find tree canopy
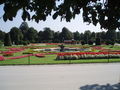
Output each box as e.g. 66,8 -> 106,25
1,0 -> 120,30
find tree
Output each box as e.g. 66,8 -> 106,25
27,27 -> 38,43
95,38 -> 101,45
100,31 -> 106,40
9,27 -> 23,45
106,30 -> 116,41
1,0 -> 120,30
53,31 -> 60,43
90,32 -> 96,41
79,33 -> 84,40
43,27 -> 54,42
83,30 -> 91,44
0,30 -> 5,42
4,33 -> 12,46
38,31 -> 44,43
73,31 -> 80,41
19,22 -> 29,40
60,27 -> 73,40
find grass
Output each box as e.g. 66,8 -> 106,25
0,44 -> 120,65
0,54 -> 120,65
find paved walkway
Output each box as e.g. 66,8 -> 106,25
0,63 -> 120,90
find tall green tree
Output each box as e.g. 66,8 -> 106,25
0,30 -> 5,42
38,31 -> 44,43
83,30 -> 91,44
43,27 -> 54,42
27,27 -> 38,43
73,31 -> 80,40
53,31 -> 60,43
60,27 -> 73,41
19,22 -> 29,40
9,27 -> 23,45
4,33 -> 12,46
106,30 -> 116,41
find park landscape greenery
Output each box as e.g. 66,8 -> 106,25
0,0 -> 120,65
0,43 -> 120,65
0,22 -> 120,47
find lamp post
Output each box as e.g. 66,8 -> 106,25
23,52 -> 33,64
108,49 -> 110,63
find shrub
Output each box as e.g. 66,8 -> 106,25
88,40 -> 93,45
81,40 -> 85,45
105,40 -> 115,45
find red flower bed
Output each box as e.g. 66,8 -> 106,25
7,48 -> 25,52
35,54 -> 45,58
2,51 -> 14,56
6,54 -> 33,60
0,56 -> 5,61
56,52 -> 120,60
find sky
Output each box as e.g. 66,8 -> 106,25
0,5 -> 105,33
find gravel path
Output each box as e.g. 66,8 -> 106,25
0,63 -> 120,90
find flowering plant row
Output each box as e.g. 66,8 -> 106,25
7,48 -> 25,51
6,54 -> 33,60
0,56 -> 5,61
35,54 -> 45,58
56,52 -> 120,60
2,51 -> 14,56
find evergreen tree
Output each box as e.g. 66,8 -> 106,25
4,33 -> 12,46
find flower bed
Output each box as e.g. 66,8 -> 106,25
35,54 -> 45,58
56,52 -> 120,60
0,56 -> 5,61
2,51 -> 14,56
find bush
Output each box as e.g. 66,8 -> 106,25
0,41 -> 3,47
88,40 -> 93,45
81,40 -> 85,45
105,40 -> 115,45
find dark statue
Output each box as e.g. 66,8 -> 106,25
59,44 -> 65,52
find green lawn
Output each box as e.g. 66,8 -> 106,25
0,44 -> 120,65
0,54 -> 120,65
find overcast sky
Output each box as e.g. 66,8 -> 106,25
0,5 -> 105,33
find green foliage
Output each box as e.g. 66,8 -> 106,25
2,0 -> 120,30
73,31 -> 80,40
0,41 -> 3,47
43,27 -> 54,42
4,33 -> 12,46
95,38 -> 101,45
88,40 -> 94,45
27,27 -> 38,43
0,30 -> 5,42
60,27 -> 73,40
81,40 -> 85,45
9,27 -> 23,45
105,40 -> 115,45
